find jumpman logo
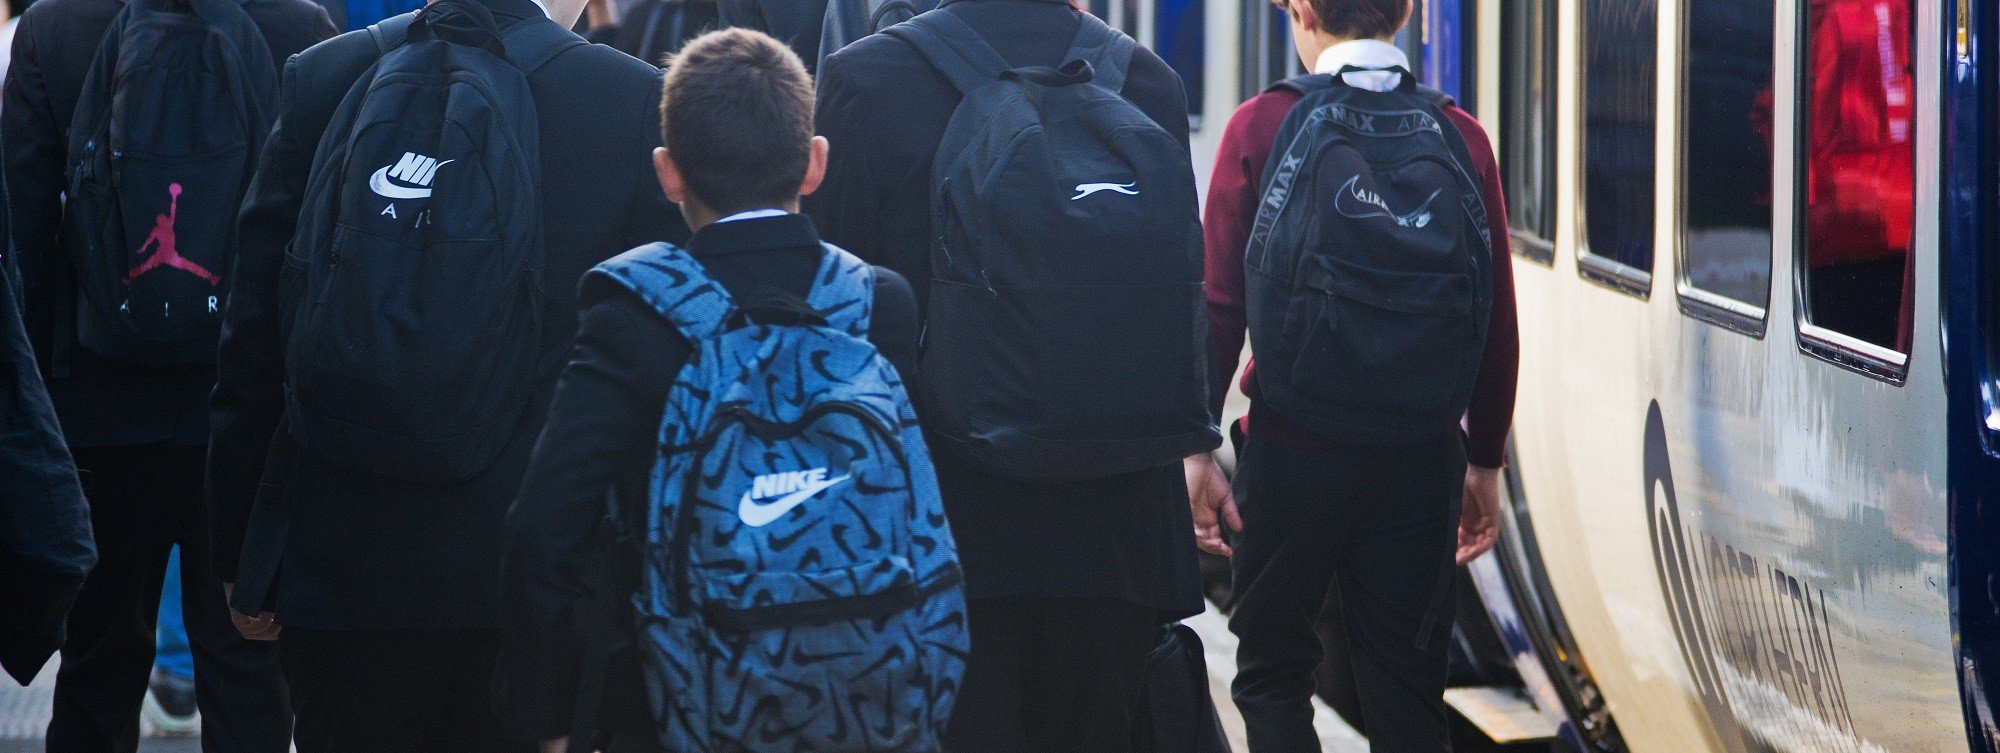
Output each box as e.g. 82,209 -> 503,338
126,183 -> 219,286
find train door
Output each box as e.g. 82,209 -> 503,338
1946,0 -> 2000,749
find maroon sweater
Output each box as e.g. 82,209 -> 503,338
1203,88 -> 1520,468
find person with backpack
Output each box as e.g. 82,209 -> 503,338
1,0 -> 331,748
202,0 -> 687,748
808,2 -> 1218,750
1193,0 -> 1519,749
497,29 -> 963,753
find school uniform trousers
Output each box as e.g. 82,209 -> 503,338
204,2 -> 687,749
808,2 -> 1209,751
1200,79 -> 1522,752
2,1 -> 334,750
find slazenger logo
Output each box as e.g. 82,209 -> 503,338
1071,181 -> 1139,200
1333,175 -> 1440,228
738,467 -> 851,527
369,152 -> 453,200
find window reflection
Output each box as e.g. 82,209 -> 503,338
1502,0 -> 1557,247
1802,0 -> 1915,352
1682,0 -> 1775,310
1582,0 -> 1658,276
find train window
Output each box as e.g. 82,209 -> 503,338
1501,0 -> 1557,264
1677,0 -> 1775,327
1798,0 -> 1916,365
1580,0 -> 1658,296
1155,0 -> 1204,127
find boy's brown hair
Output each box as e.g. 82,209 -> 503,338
660,28 -> 815,214
1290,0 -> 1409,41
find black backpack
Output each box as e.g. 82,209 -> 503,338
64,0 -> 277,367
884,9 -> 1217,481
1244,69 -> 1493,443
284,1 -> 581,482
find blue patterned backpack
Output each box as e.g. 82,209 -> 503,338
589,241 -> 968,752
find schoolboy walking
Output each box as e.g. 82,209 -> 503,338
498,29 -> 960,753
3,0 -> 331,748
203,0 -> 685,748
1193,0 -> 1519,750
810,2 -> 1219,751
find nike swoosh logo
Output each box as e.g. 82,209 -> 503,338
367,160 -> 454,200
1071,181 -> 1139,200
738,473 -> 851,527
1333,175 -> 1441,228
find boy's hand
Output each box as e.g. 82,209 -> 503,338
223,582 -> 281,641
1457,466 -> 1502,565
1186,453 -> 1241,557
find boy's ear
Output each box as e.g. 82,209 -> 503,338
1290,0 -> 1320,34
654,147 -> 688,205
799,136 -> 831,198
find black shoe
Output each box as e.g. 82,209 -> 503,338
144,668 -> 200,735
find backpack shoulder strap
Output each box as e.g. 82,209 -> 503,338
1414,84 -> 1456,110
499,17 -> 589,76
880,7 -> 1009,94
366,13 -> 417,56
869,0 -> 926,33
1421,95 -> 1493,257
805,244 -> 874,338
589,243 -> 737,342
1061,13 -> 1135,92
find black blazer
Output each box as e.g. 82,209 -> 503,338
0,259 -> 94,685
1,0 -> 336,449
715,0 -> 826,71
207,1 -> 689,629
805,0 -> 1205,617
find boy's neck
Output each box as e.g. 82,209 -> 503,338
1300,33 -> 1398,71
682,199 -> 801,233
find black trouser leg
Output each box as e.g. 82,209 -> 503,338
1227,427 -> 1339,753
48,447 -> 177,753
1329,441 -> 1463,753
49,443 -> 291,753
282,628 -> 531,753
1229,415 -> 1465,753
179,504 -> 291,753
944,597 -> 1157,753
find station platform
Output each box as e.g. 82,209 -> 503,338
0,603 -> 1365,753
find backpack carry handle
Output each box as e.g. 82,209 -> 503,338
999,59 -> 1096,88
408,0 -> 509,54
1061,12 -> 1135,92
1332,63 -> 1418,92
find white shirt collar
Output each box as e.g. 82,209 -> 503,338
715,208 -> 790,224
1312,39 -> 1409,92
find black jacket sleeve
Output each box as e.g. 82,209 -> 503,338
206,54 -> 316,582
0,259 -> 94,685
3,10 -> 71,371
496,279 -> 690,740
